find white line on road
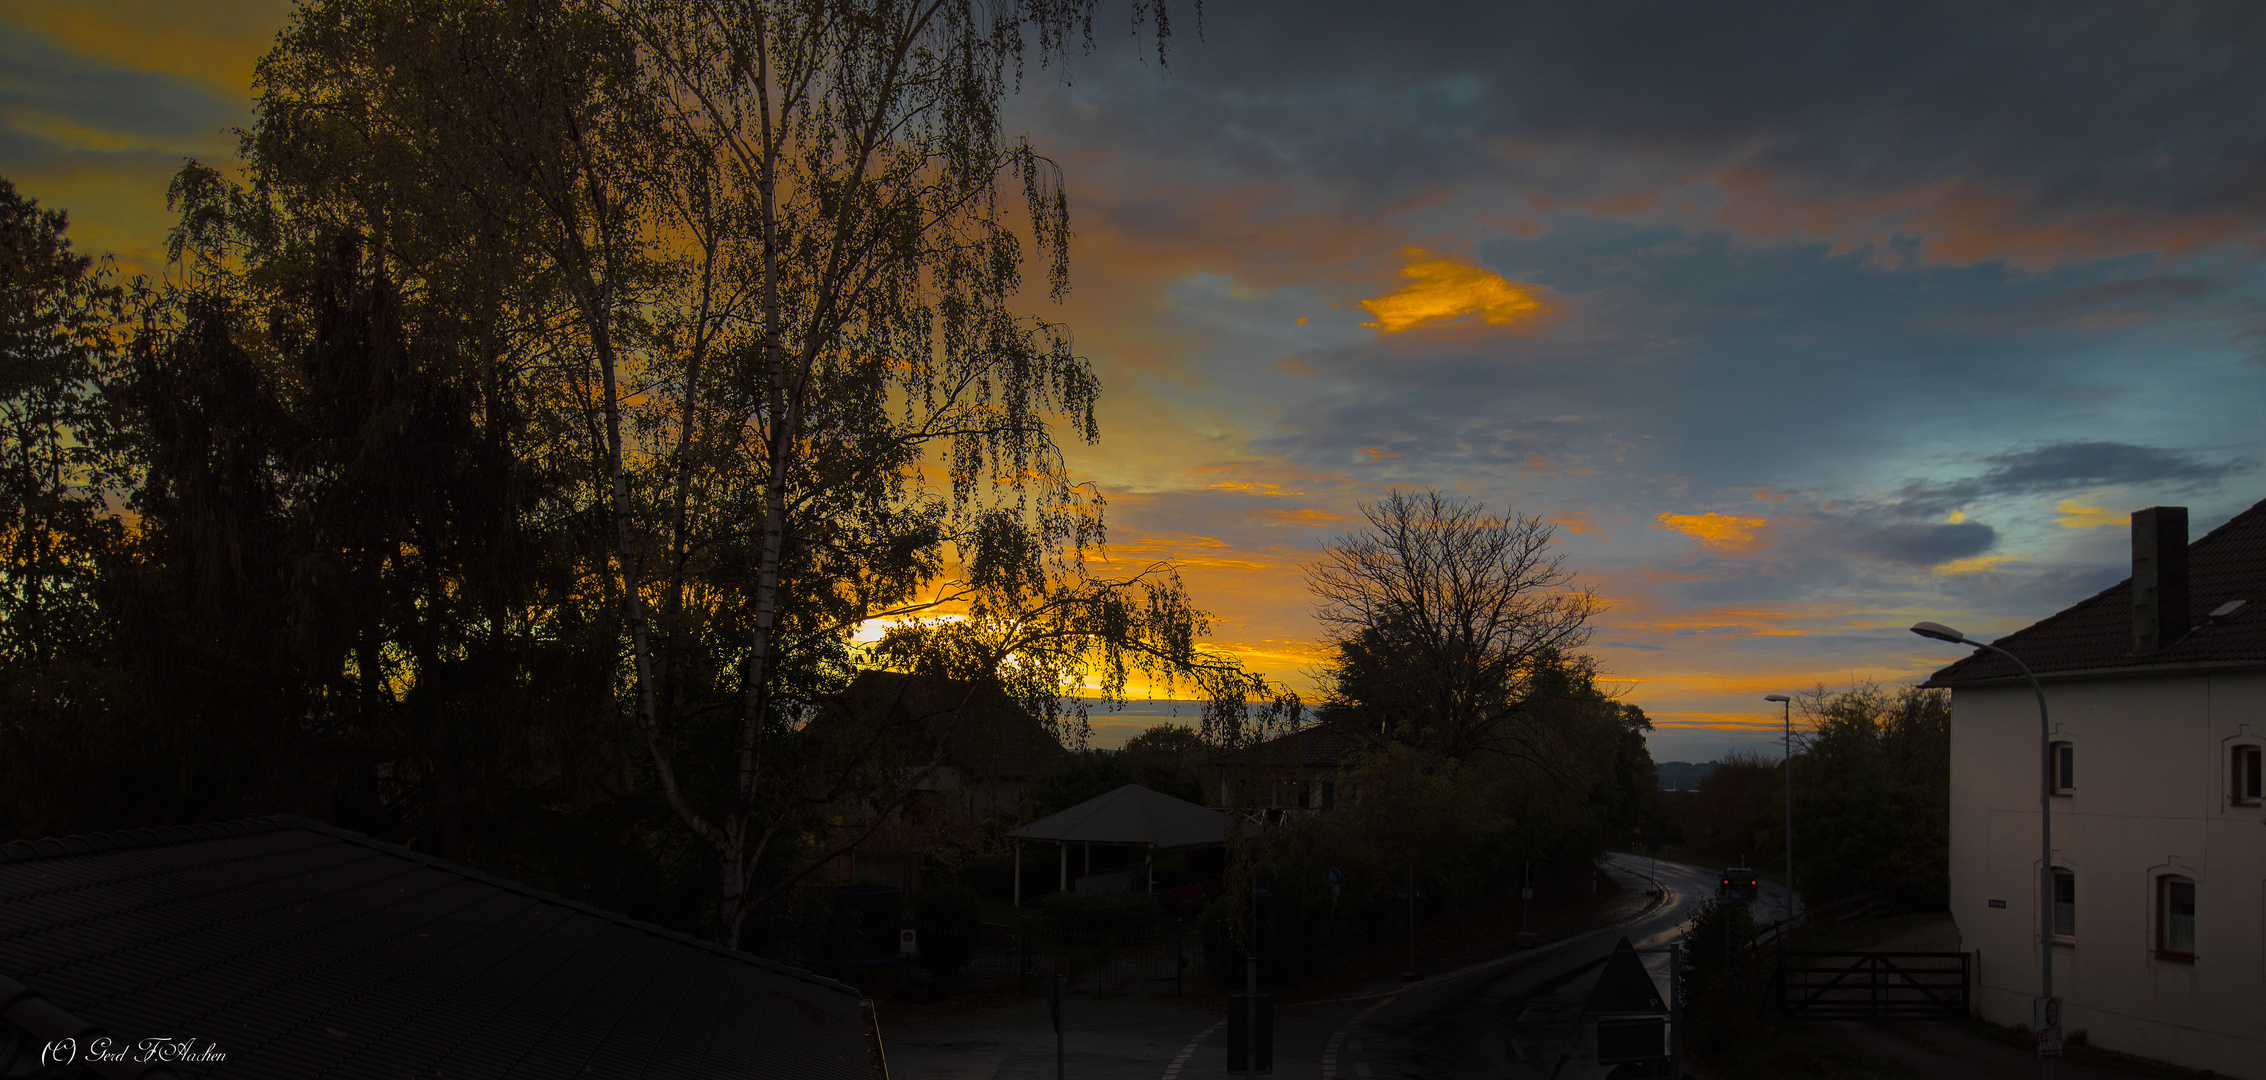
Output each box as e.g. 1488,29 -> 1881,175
1160,1019 -> 1224,1080
1319,995 -> 1397,1080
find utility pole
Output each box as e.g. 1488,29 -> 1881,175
1767,694 -> 1795,922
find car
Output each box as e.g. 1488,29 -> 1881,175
1720,867 -> 1759,901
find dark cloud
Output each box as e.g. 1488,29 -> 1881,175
2056,277 -> 2212,307
1844,522 -> 1998,565
1041,1 -> 2266,267
1894,441 -> 2253,515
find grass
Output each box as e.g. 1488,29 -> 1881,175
1695,1027 -> 1934,1080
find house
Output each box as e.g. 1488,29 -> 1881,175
1928,500 -> 2266,1077
1206,724 -> 1381,819
804,671 -> 1068,892
0,815 -> 885,1079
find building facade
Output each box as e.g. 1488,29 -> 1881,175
1933,502 -> 2266,1077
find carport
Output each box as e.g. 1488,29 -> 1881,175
1005,783 -> 1253,904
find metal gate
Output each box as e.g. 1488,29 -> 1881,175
1776,952 -> 1970,1021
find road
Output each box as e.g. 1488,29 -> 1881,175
1247,852 -> 1754,1080
887,854 -> 1782,1079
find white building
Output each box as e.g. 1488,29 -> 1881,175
1932,501 -> 2266,1077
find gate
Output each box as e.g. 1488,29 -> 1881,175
1776,952 -> 1970,1021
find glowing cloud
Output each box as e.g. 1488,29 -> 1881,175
1359,249 -> 1552,333
1548,510 -> 1602,535
1934,554 -> 2017,576
2056,500 -> 2122,528
1654,512 -> 1768,554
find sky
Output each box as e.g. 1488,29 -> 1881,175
7,1 -> 2263,761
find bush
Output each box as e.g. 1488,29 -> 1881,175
914,884 -> 982,978
1679,896 -> 1770,1057
1039,890 -> 1161,945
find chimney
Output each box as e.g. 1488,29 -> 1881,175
2131,506 -> 2190,653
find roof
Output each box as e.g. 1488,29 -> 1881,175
0,816 -> 877,1080
812,671 -> 1067,778
1927,497 -> 2266,687
1007,784 -> 1248,850
1208,724 -> 1380,769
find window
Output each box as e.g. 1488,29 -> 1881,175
2052,869 -> 2075,938
2234,745 -> 2263,805
2158,875 -> 2196,961
2050,741 -> 2074,795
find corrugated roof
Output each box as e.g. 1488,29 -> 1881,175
1926,497 -> 2266,686
1006,784 -> 1244,849
0,817 -> 876,1080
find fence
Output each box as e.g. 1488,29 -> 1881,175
1745,891 -> 1886,951
1776,951 -> 1970,1021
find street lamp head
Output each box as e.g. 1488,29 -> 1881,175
1764,694 -> 1790,703
1909,620 -> 1967,644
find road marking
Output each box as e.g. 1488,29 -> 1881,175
1160,1019 -> 1223,1080
1320,995 -> 1397,1079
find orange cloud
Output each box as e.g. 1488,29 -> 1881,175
2055,500 -> 2121,528
1753,487 -> 1791,502
1654,511 -> 1768,555
1359,249 -> 1554,333
1255,508 -> 1345,527
1548,510 -> 1602,534
1361,446 -> 1402,461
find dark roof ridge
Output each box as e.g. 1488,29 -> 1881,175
2,814 -> 862,1001
1928,495 -> 2266,685
0,817 -> 285,862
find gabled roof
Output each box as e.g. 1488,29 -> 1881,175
1208,724 -> 1380,769
1927,497 -> 2266,687
0,816 -> 877,1080
811,670 -> 1067,779
1007,784 -> 1247,850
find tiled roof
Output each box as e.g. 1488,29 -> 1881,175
0,817 -> 877,1080
1926,497 -> 2266,686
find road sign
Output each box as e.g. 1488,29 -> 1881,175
899,928 -> 918,956
1326,867 -> 1343,885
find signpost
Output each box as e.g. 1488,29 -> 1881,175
1582,937 -> 1681,1077
1048,974 -> 1067,1079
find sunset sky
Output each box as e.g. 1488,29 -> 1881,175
7,1 -> 2263,760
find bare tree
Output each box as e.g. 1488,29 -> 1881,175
1308,489 -> 1599,761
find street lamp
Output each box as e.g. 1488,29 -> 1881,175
1764,694 -> 1794,923
1911,620 -> 2055,1079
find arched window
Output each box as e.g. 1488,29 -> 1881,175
2157,875 -> 2196,961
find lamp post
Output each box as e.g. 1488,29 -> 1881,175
1911,620 -> 2054,1079
1764,694 -> 1794,923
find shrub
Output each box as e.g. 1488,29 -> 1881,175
1039,889 -> 1161,945
1679,897 -> 1770,1057
914,884 -> 983,978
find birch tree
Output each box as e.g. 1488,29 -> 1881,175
220,0 -> 1256,947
